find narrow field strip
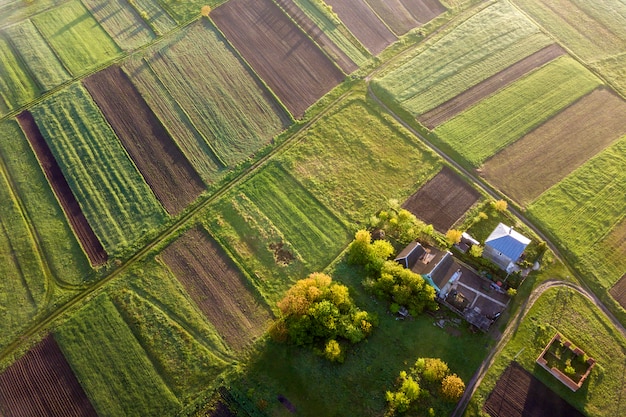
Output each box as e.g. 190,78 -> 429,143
16,110 -> 108,266
434,56 -> 600,166
160,227 -> 272,351
83,65 -> 205,215
55,295 -> 180,417
363,0 -> 446,36
126,0 -> 177,35
0,335 -> 98,417
3,19 -> 71,91
0,35 -> 38,116
31,83 -> 166,255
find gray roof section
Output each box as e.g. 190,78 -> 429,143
485,223 -> 530,262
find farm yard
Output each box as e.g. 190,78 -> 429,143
30,83 -> 166,256
402,166 -> 481,232
483,88 -> 626,206
373,1 -> 552,117
211,0 -> 345,118
433,56 -> 600,166
160,227 -> 272,351
325,0 -> 397,55
0,335 -> 98,417
83,65 -> 205,215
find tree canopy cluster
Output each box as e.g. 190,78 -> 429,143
272,273 -> 376,362
369,200 -> 437,246
386,357 -> 465,416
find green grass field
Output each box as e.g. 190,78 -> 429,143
433,56 -> 601,166
240,163 -> 351,271
156,0 -> 223,24
466,286 -> 626,417
0,119 -> 91,286
127,20 -> 288,174
3,19 -> 71,91
527,135 -> 626,289
82,0 -> 155,51
291,0 -> 370,66
55,294 -> 181,417
126,0 -> 177,35
235,260 -> 490,417
0,0 -> 63,28
31,83 -> 166,256
278,91 -> 441,222
32,0 -> 121,76
0,35 -> 38,116
373,1 -> 552,116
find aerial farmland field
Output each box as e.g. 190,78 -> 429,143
211,0 -> 345,118
0,35 -> 38,116
30,83 -> 166,256
363,0 -> 446,35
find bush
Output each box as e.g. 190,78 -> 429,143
441,374 -> 465,402
422,358 -> 449,383
446,229 -> 463,245
323,339 -> 344,363
492,199 -> 508,212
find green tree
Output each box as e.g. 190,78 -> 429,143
445,229 -> 463,245
323,339 -> 343,363
492,199 -> 508,212
422,358 -> 449,383
469,244 -> 483,257
347,229 -> 372,265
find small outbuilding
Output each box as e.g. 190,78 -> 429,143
483,223 -> 530,272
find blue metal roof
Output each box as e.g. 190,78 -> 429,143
485,223 -> 530,261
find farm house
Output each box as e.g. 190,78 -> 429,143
482,223 -> 531,272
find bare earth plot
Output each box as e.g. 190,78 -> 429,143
0,335 -> 98,417
325,0 -> 397,55
482,88 -> 626,206
16,111 -> 107,266
161,227 -> 272,351
83,65 -> 205,215
275,0 -> 357,73
402,166 -> 481,232
483,362 -> 585,417
363,0 -> 446,35
610,273 -> 626,311
212,0 -> 344,119
419,44 -> 565,129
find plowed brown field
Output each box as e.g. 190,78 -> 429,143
420,44 -> 565,128
402,166 -> 481,232
325,0 -> 397,55
212,0 -> 345,119
83,66 -> 205,215
483,362 -> 584,417
610,273 -> 626,310
161,227 -> 272,351
0,335 -> 98,417
275,0 -> 357,73
16,111 -> 107,266
364,0 -> 446,35
482,88 -> 626,206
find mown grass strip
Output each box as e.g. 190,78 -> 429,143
32,0 -> 121,76
31,83 -> 166,256
126,0 -> 177,35
0,35 -> 38,116
0,119 -> 91,285
374,1 -> 551,116
55,294 -> 180,417
241,163 -> 351,270
434,56 -> 600,166
3,19 -> 71,91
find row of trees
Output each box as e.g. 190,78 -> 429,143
386,358 -> 465,416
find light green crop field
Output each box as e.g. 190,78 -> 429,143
126,0 -> 177,35
528,135 -> 626,289
156,0 -> 223,24
0,35 -> 38,116
127,20 -> 289,174
3,19 -> 71,91
0,119 -> 90,286
55,294 -> 181,417
373,1 -> 552,116
292,0 -> 370,66
278,91 -> 441,222
591,53 -> 626,98
239,163 -> 351,271
32,0 -> 121,76
434,56 -> 600,166
82,0 -> 155,51
466,287 -> 626,417
31,84 -> 166,256
0,0 -> 63,28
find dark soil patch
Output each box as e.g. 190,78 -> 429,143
0,334 -> 98,417
160,227 -> 272,350
364,0 -> 446,35
420,44 -> 566,128
483,361 -> 585,417
402,166 -> 481,232
325,0 -> 397,55
269,241 -> 294,265
17,111 -> 107,266
83,65 -> 205,215
610,274 -> 626,310
212,0 -> 345,119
